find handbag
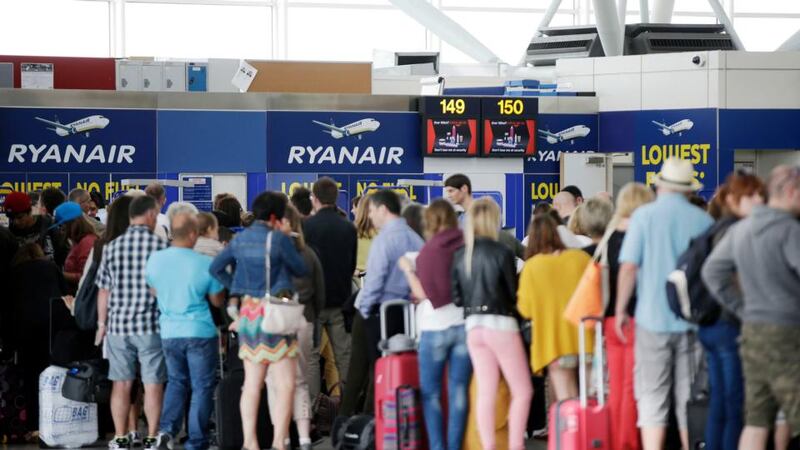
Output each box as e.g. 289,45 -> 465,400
563,225 -> 613,329
260,231 -> 305,335
61,359 -> 112,404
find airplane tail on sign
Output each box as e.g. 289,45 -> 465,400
312,120 -> 346,134
538,129 -> 558,139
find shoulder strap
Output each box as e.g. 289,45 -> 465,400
265,230 -> 272,297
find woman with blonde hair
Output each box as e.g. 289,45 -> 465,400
584,183 -> 654,450
451,198 -> 532,450
354,193 -> 376,275
339,193 -> 377,416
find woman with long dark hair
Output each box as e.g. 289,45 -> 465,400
266,204 -> 324,450
518,213 -> 592,401
399,199 -> 470,450
210,191 -> 307,450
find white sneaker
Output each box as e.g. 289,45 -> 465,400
109,437 -> 131,449
128,431 -> 143,447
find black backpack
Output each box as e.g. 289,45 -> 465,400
73,258 -> 100,331
666,218 -> 735,325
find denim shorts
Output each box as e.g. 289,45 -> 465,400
106,333 -> 167,384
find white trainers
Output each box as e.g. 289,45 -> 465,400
109,436 -> 131,449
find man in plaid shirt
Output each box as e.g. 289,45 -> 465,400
96,195 -> 169,450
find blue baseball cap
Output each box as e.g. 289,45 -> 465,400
51,201 -> 84,229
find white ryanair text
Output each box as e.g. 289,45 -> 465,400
288,146 -> 404,165
7,144 -> 136,164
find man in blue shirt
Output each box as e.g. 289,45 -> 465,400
146,211 -> 225,450
359,189 -> 424,364
616,158 -> 713,450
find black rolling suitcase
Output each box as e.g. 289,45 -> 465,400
333,415 -> 376,450
686,332 -> 708,450
215,332 -> 273,450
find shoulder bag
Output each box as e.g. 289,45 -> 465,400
260,231 -> 305,335
563,225 -> 613,329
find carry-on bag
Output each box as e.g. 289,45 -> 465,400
548,316 -> 610,450
686,332 -> 709,450
39,365 -> 98,448
334,414 -> 376,450
61,359 -> 111,404
374,300 -> 424,450
214,332 -> 273,450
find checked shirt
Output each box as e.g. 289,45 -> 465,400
96,224 -> 168,336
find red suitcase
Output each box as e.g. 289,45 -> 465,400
374,300 -> 425,450
548,317 -> 611,450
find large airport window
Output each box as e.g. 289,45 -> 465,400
0,0 -> 110,57
286,6 -> 426,61
735,17 -> 800,51
125,2 -> 273,59
440,0 -> 568,8
735,0 -> 800,15
438,11 -> 574,63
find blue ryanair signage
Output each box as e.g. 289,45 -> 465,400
524,113 -> 599,173
266,111 -> 423,173
600,108 -> 717,196
0,107 -> 156,173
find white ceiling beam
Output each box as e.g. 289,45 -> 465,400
388,0 -> 501,64
778,29 -> 800,51
592,0 -> 624,56
518,0 -> 563,65
706,0 -> 745,50
639,0 -> 650,23
651,0 -> 675,23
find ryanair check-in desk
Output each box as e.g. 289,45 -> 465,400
0,89 -> 600,239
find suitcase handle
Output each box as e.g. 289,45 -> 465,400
578,316 -> 605,408
379,299 -> 415,349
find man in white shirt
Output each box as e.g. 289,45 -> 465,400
145,183 -> 170,240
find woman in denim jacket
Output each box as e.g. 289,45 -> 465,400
210,191 -> 307,450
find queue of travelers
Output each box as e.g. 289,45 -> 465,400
0,158 -> 798,450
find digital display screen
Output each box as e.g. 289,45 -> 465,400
420,96 -> 481,157
481,98 -> 538,157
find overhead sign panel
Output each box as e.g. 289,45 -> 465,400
266,111 -> 423,173
524,113 -> 598,173
481,98 -> 538,157
421,97 -> 480,157
0,107 -> 156,173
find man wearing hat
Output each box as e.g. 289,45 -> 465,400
4,191 -> 68,267
614,157 -> 713,450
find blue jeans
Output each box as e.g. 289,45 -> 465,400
698,320 -> 744,450
159,337 -> 218,450
418,325 -> 472,450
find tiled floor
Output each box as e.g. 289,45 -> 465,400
2,437 -> 548,450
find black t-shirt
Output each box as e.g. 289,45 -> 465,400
583,230 -> 635,318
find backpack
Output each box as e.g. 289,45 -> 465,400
73,258 -> 100,331
666,218 -> 735,325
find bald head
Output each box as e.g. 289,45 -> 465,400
767,165 -> 800,215
553,191 -> 578,220
170,212 -> 199,248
